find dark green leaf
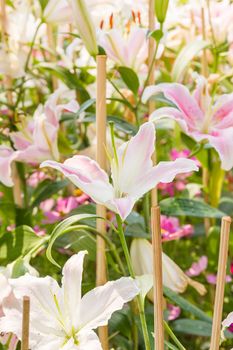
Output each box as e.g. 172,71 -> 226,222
30,180 -> 69,208
160,198 -> 225,218
118,66 -> 139,95
172,319 -> 212,336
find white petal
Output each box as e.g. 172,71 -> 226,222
62,251 -> 87,329
79,277 -> 139,331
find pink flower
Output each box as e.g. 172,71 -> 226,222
167,304 -> 181,321
27,171 -> 49,188
206,274 -> 232,285
34,226 -> 46,237
41,197 -> 82,224
186,256 -> 208,277
41,122 -> 198,220
143,75 -> 233,170
161,215 -> 193,242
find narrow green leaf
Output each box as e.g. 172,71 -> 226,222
46,214 -> 99,267
30,180 -> 69,208
164,287 -> 212,323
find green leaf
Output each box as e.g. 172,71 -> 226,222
172,319 -> 212,336
164,287 -> 212,323
172,40 -> 209,82
37,64 -> 90,104
0,226 -> 44,264
160,198 -> 225,218
46,214 -> 99,267
30,180 -> 69,208
118,66 -> 139,95
149,29 -> 163,42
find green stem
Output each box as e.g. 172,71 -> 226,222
164,321 -> 186,350
116,215 -> 151,350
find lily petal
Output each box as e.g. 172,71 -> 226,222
130,158 -> 198,198
62,251 -> 87,329
142,83 -> 204,127
41,156 -> 114,205
0,146 -> 18,187
149,107 -> 189,133
79,277 -> 139,331
112,122 -> 155,196
206,128 -> 233,171
222,312 -> 233,328
77,330 -> 102,350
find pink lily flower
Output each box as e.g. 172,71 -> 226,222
0,90 -> 79,188
41,122 -> 198,220
142,75 -> 233,170
99,27 -> 148,71
10,88 -> 79,164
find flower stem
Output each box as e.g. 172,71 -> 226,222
164,321 -> 186,350
116,215 -> 151,350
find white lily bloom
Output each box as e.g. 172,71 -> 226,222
130,239 -> 206,298
0,251 -> 139,349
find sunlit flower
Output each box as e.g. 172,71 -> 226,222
130,238 -> 207,298
41,122 -> 198,220
206,274 -> 232,285
0,251 -> 139,349
143,75 -> 233,170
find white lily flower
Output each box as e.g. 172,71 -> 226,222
0,251 -> 139,349
130,239 -> 206,298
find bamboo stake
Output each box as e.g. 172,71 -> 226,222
148,0 -> 158,206
210,216 -> 231,350
96,55 -> 108,350
151,206 -> 164,349
21,296 -> 30,350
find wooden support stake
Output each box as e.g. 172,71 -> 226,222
21,296 -> 30,350
210,216 -> 231,350
148,0 -> 158,206
96,55 -> 108,350
151,206 -> 164,349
